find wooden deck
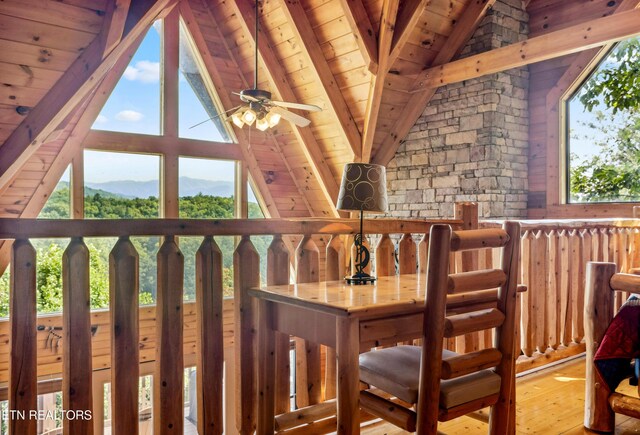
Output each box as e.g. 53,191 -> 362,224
360,356 -> 640,434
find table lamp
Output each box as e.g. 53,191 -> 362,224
336,163 -> 388,284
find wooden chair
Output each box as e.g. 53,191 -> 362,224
584,262 -> 640,432
358,222 -> 521,434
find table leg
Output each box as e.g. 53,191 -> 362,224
336,317 -> 360,434
257,300 -> 276,435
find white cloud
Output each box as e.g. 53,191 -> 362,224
123,60 -> 160,83
115,110 -> 144,122
95,114 -> 108,124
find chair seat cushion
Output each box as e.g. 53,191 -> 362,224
359,345 -> 501,409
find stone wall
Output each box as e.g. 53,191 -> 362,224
386,0 -> 529,219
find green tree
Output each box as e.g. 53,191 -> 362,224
579,37 -> 640,113
570,36 -> 640,202
570,110 -> 640,201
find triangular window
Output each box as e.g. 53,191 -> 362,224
178,19 -> 232,142
92,22 -> 162,135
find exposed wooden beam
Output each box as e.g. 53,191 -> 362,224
361,0 -> 399,162
198,1 -> 318,218
388,0 -> 427,67
372,0 -> 496,165
0,0 -> 177,192
229,0 -> 340,217
102,0 -> 132,56
413,7 -> 640,90
338,0 -> 378,74
0,31 -> 147,275
277,0 -> 363,159
84,130 -> 244,161
180,0 -> 282,219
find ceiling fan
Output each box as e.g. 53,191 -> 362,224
192,0 -> 321,132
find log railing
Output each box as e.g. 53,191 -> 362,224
481,218 -> 640,370
0,215 -> 465,435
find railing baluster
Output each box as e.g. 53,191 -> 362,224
398,233 -> 416,274
109,237 -> 139,434
155,236 -> 184,434
568,230 -> 581,344
575,229 -> 592,343
9,239 -> 37,435
195,236 -> 224,435
533,231 -> 548,353
558,230 -> 572,347
520,231 -> 534,357
375,234 -> 395,277
267,235 -> 292,413
235,235 -> 260,435
324,235 -> 344,401
547,231 -> 561,350
295,235 -> 322,407
418,232 -> 429,274
62,237 -> 93,435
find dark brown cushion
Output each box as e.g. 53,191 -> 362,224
359,345 -> 501,408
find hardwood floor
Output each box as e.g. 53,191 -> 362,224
360,356 -> 640,434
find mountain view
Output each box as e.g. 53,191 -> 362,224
81,177 -> 235,198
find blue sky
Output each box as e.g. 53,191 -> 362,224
88,20 -> 236,185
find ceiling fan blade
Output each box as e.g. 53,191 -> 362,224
270,100 -> 322,112
270,106 -> 311,127
188,105 -> 241,129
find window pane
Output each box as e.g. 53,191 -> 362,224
84,151 -> 160,218
84,150 -> 161,303
248,179 -> 270,284
178,20 -> 231,142
38,165 -> 70,219
567,36 -> 640,203
93,21 -> 162,135
179,158 -> 235,299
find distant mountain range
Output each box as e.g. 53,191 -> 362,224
58,177 -> 237,199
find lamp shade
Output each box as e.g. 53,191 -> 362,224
336,163 -> 388,213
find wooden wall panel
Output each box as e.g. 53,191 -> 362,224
0,299 -> 236,384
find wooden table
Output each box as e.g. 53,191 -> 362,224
249,274 -> 429,435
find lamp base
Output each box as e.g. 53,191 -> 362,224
344,273 -> 376,285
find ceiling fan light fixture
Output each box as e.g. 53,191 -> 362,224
242,108 -> 257,126
256,116 -> 269,131
266,110 -> 281,128
230,108 -> 246,128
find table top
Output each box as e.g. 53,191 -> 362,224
249,274 -> 427,318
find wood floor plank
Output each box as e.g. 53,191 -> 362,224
359,357 -> 640,435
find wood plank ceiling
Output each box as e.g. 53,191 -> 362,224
0,0 -> 636,232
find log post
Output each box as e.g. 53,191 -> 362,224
584,262 -> 616,432
109,237 -> 140,435
62,237 -> 93,435
235,235 -> 260,434
490,221 -> 521,435
455,203 -> 480,353
195,236 -> 224,435
267,235 -> 291,413
154,236 -> 185,434
375,233 -> 395,277
295,236 -> 322,407
9,239 -> 37,435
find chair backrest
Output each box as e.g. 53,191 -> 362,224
416,222 -> 521,432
